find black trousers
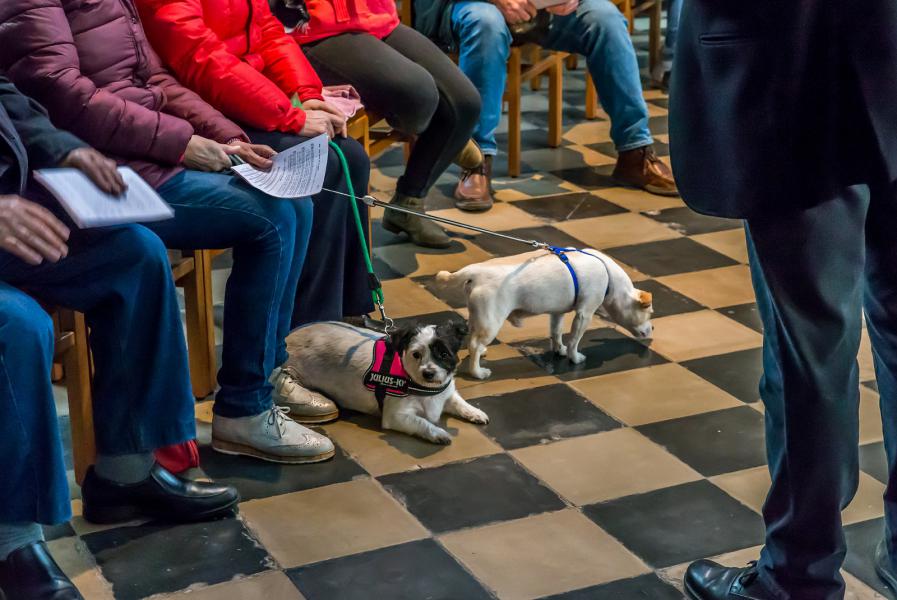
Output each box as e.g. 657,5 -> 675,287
245,129 -> 373,327
303,24 -> 481,198
747,181 -> 897,599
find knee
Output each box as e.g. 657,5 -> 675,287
107,226 -> 169,274
457,4 -> 511,50
390,72 -> 439,135
0,294 -> 54,354
578,0 -> 628,34
445,80 -> 482,132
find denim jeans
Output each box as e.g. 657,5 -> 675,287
745,182 -> 897,598
451,0 -> 652,153
153,170 -> 313,419
0,225 -> 195,524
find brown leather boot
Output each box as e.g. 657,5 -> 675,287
454,155 -> 494,212
381,192 -> 451,249
612,146 -> 679,196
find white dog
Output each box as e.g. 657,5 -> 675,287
436,248 -> 654,379
284,320 -> 488,444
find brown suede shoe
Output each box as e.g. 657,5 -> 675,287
454,156 -> 494,212
612,146 -> 679,196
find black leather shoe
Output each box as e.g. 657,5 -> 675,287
685,560 -> 774,599
875,539 -> 897,592
0,541 -> 83,599
80,463 -> 239,524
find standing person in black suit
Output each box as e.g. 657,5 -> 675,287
670,2 -> 897,599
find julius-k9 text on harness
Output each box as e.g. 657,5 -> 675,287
363,338 -> 451,412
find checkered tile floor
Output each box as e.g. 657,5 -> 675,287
47,41 -> 892,600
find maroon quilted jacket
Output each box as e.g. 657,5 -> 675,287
0,0 -> 247,188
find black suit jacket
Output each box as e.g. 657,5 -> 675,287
669,1 -> 897,219
0,77 -> 84,196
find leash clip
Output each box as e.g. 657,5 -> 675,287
376,302 -> 395,333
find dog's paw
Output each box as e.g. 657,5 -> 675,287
569,351 -> 586,365
554,345 -> 568,357
429,428 -> 453,445
470,367 -> 492,380
466,408 -> 490,425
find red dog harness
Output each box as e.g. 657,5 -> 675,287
363,338 -> 451,412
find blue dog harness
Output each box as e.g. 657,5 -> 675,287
547,246 -> 612,305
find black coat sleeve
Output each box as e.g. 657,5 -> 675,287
0,77 -> 85,170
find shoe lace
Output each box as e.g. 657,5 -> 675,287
460,162 -> 487,182
265,405 -> 292,439
738,561 -> 759,587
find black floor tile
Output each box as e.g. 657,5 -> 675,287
845,518 -> 891,596
378,454 -> 565,533
82,519 -> 269,600
393,310 -> 467,330
470,225 -> 585,257
198,443 -> 367,502
469,383 -> 620,450
718,303 -> 763,333
549,165 -> 617,190
583,480 -> 765,568
860,441 -> 888,485
648,115 -> 669,135
587,140 -> 670,159
541,573 -> 682,599
865,380 -> 880,393
412,274 -> 467,309
513,328 -> 667,382
372,237 -> 475,276
636,406 -> 767,477
605,238 -> 738,278
636,279 -> 705,318
513,192 -> 627,221
288,539 -> 492,600
644,206 -> 742,235
495,127 -> 554,149
525,107 -> 589,130
682,348 -> 763,404
459,352 -> 550,383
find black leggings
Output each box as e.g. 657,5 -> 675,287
303,24 -> 481,198
244,129 -> 373,327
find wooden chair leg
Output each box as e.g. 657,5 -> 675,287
529,46 -> 543,91
547,53 -> 563,148
585,73 -> 599,120
565,54 -> 579,70
648,0 -> 662,74
60,310 -> 95,485
183,250 -> 217,399
622,0 -> 634,33
506,47 -> 523,177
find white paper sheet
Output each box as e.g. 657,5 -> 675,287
231,134 -> 328,198
34,167 -> 174,229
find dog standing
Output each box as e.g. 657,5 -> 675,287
437,248 -> 654,379
285,320 -> 488,444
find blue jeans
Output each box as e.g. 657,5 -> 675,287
0,225 -> 195,524
451,0 -> 652,154
153,171 -> 313,418
746,182 -> 897,598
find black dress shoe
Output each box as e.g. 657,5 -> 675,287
685,560 -> 774,600
80,463 -> 239,524
0,541 -> 83,599
875,539 -> 897,593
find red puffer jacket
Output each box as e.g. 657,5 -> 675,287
290,0 -> 400,45
0,0 -> 246,188
138,0 -> 324,134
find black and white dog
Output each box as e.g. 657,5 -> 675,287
285,320 -> 488,444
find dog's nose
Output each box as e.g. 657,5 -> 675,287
422,368 -> 436,381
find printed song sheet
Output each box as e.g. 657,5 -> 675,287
34,167 -> 174,229
231,134 -> 328,198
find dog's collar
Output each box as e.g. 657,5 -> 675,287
363,338 -> 452,413
548,246 -> 612,306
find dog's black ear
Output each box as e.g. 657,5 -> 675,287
388,322 -> 418,354
437,319 -> 469,353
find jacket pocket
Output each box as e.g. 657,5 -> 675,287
699,32 -> 763,46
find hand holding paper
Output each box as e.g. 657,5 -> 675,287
231,134 -> 329,198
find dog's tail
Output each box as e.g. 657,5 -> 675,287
435,268 -> 475,303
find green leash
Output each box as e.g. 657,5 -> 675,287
328,139 -> 392,330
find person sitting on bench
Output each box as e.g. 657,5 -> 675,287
0,78 -> 239,600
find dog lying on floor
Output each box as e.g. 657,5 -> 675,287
285,320 -> 488,444
436,248 -> 654,379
